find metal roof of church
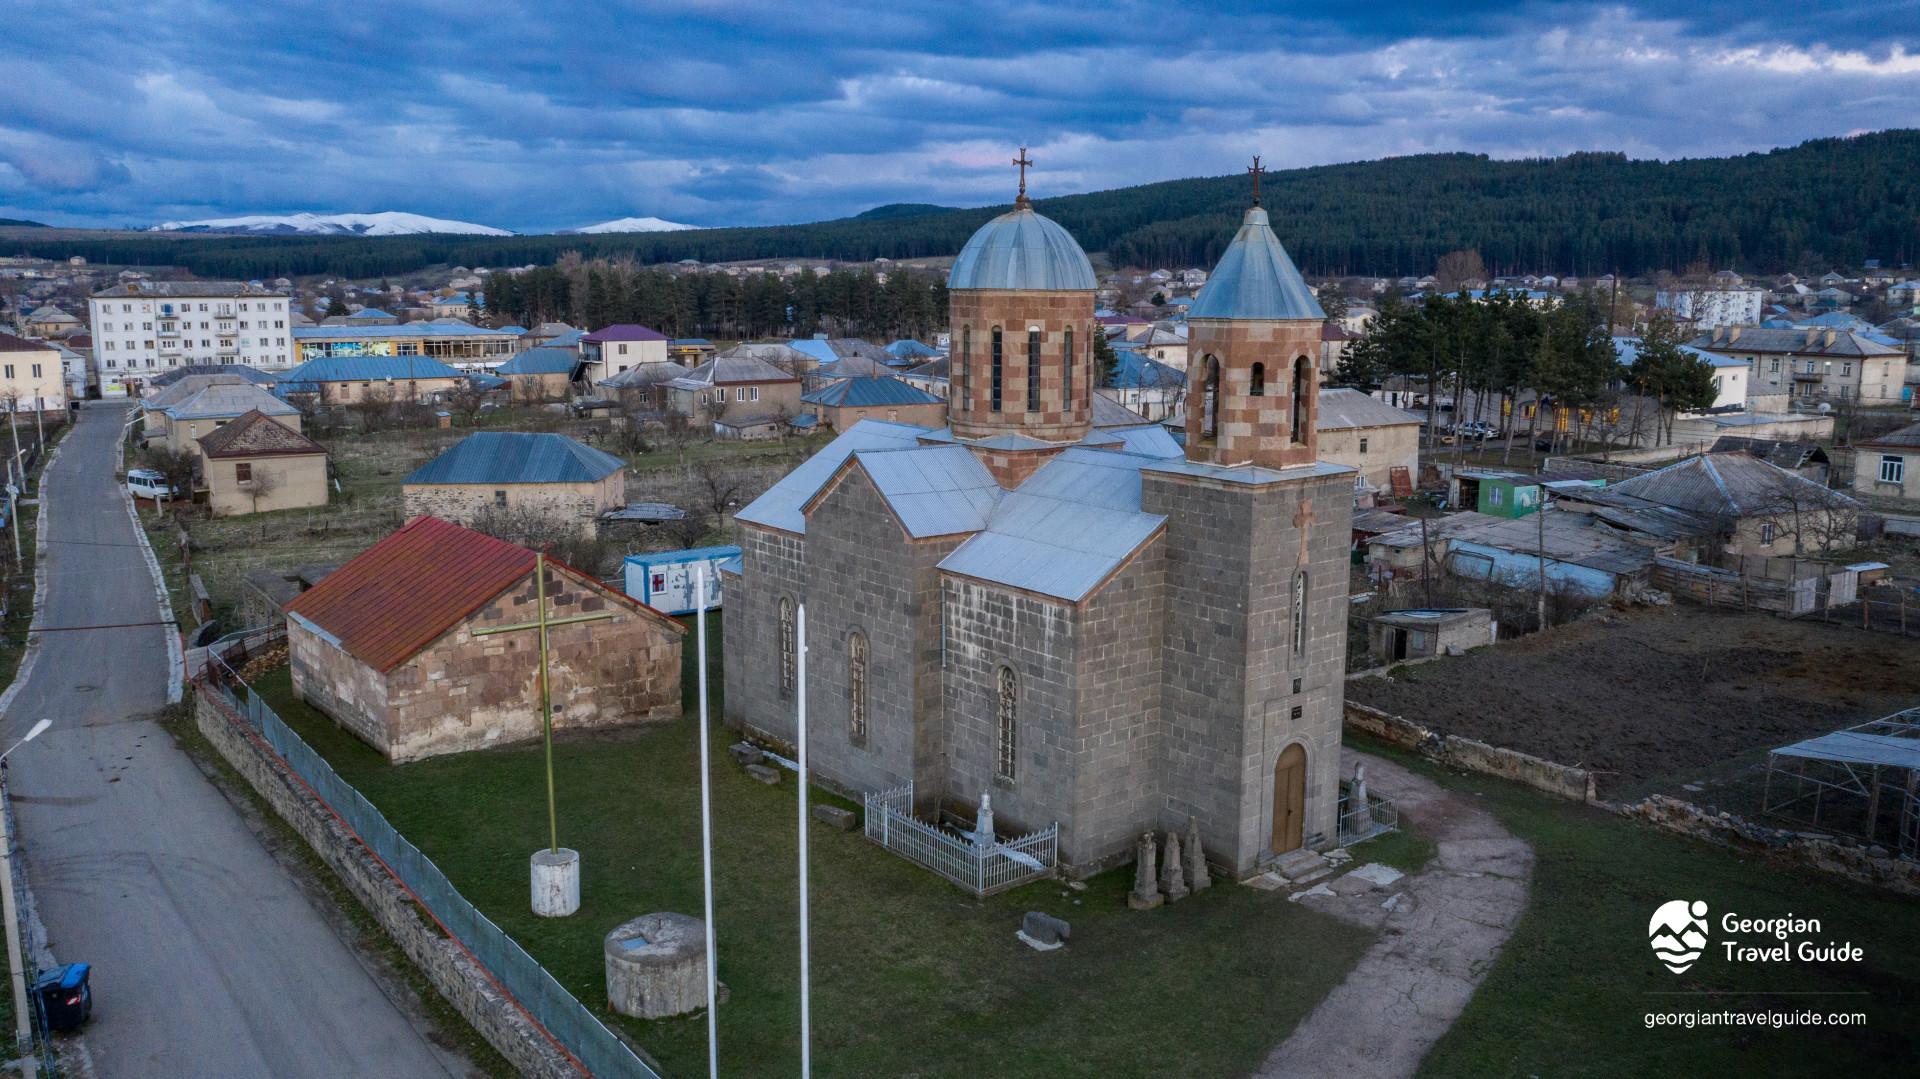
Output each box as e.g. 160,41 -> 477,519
735,420 -> 934,534
1187,207 -> 1324,321
947,206 -> 1097,292
851,446 -> 1001,537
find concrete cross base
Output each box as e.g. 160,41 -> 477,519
531,848 -> 581,918
605,913 -> 708,1019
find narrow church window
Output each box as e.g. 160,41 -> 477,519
1063,326 -> 1074,407
848,631 -> 868,744
1202,355 -> 1221,440
1290,357 -> 1311,444
1250,362 -> 1265,397
1027,328 -> 1042,411
958,327 -> 970,411
1292,571 -> 1308,657
996,666 -> 1018,782
990,327 -> 1004,412
779,597 -> 796,699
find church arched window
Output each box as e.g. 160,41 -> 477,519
1063,326 -> 1074,408
1027,328 -> 1042,411
990,326 -> 1004,412
1251,362 -> 1266,397
1202,355 -> 1221,440
958,327 -> 970,411
778,597 -> 796,699
848,630 -> 868,744
996,666 -> 1018,782
1291,357 -> 1311,444
1292,571 -> 1308,657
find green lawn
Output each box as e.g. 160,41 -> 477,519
247,615 -> 1374,1078
1353,736 -> 1920,1077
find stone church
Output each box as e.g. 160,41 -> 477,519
722,169 -> 1353,877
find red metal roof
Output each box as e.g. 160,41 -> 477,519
284,516 -> 682,673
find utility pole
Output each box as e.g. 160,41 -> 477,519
1536,490 -> 1549,631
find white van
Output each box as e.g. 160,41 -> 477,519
127,469 -> 183,501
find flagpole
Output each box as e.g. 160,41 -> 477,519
796,604 -> 811,1078
695,566 -> 719,1079
536,551 -> 558,854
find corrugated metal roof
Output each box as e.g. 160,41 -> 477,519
886,339 -> 943,360
583,324 -> 669,343
734,420 -> 934,534
495,347 -> 579,375
285,517 -> 540,671
852,446 -> 1001,537
1187,207 -> 1323,321
1773,730 -> 1920,768
683,350 -> 801,385
1316,388 -> 1422,430
1612,335 -> 1745,369
815,355 -> 896,379
164,382 -> 299,420
148,364 -> 278,390
1686,327 -> 1903,358
281,356 -> 467,382
1610,452 -> 1857,518
947,206 -> 1097,292
1107,424 -> 1184,458
404,432 -> 624,485
787,339 -> 838,366
1091,394 -> 1148,428
939,448 -> 1166,602
293,321 -> 512,341
802,376 -> 944,408
598,361 -> 691,388
1857,421 -> 1920,450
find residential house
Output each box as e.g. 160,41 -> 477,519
158,382 -> 301,457
277,355 -> 468,406
493,347 -> 579,401
581,324 -> 670,383
402,432 -> 626,534
285,516 -> 684,762
1608,452 -> 1859,557
1707,436 -> 1831,483
1451,470 -> 1541,518
195,409 -> 330,517
667,339 -> 717,365
0,332 -> 67,418
21,305 -> 81,338
900,355 -> 949,399
598,361 -> 691,412
428,292 -> 481,318
1098,347 -> 1185,421
1689,326 -> 1906,409
799,376 -> 947,432
668,350 -> 804,437
1850,422 -> 1920,502
1318,322 -> 1355,375
1315,388 -> 1421,494
1612,335 -> 1750,412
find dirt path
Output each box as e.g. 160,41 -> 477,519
1256,750 -> 1532,1079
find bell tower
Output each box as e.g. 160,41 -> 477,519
1183,158 -> 1325,471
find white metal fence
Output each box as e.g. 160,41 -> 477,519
1337,791 -> 1399,846
862,783 -> 1057,897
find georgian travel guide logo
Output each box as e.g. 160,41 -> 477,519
1649,900 -> 1711,973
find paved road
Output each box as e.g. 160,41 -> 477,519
4,404 -> 460,1077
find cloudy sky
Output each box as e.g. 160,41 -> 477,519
4,1 -> 1918,233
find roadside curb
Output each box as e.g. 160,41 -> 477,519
117,415 -> 184,703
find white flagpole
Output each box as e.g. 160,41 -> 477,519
796,604 -> 812,1078
695,565 -> 719,1079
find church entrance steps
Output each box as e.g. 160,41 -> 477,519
1272,847 -> 1330,881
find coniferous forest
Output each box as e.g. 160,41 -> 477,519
7,131 -> 1917,281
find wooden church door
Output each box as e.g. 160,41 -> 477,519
1271,743 -> 1307,854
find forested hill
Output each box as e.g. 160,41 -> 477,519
8,131 -> 1917,280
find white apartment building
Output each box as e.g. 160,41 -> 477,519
1654,286 -> 1764,329
87,282 -> 296,389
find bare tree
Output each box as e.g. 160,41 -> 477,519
695,460 -> 745,528
699,389 -> 732,433
243,465 -> 281,515
1434,249 -> 1488,292
143,445 -> 200,503
445,381 -> 489,426
661,507 -> 714,549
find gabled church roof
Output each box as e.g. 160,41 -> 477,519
735,420 -> 932,534
1187,207 -> 1324,321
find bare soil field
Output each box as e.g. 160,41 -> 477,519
1347,605 -> 1920,798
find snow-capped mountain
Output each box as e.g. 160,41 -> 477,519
149,211 -> 513,237
566,216 -> 698,234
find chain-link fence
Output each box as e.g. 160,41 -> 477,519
204,639 -> 658,1078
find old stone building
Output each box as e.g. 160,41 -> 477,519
285,516 -> 684,762
195,409 -> 330,516
402,431 -> 625,535
723,171 -> 1354,876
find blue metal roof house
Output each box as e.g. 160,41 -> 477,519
404,432 -> 624,485
801,376 -> 944,408
624,546 -> 742,615
494,347 -> 581,376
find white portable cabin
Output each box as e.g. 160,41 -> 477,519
622,546 -> 740,616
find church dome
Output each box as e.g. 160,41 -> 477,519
1188,207 -> 1323,321
947,206 -> 1097,292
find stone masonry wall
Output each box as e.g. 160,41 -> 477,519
289,616 -> 395,754
940,576 -> 1080,852
380,565 -> 683,762
193,691 -> 581,1078
948,289 -> 1095,442
801,465 -> 962,801
402,475 -> 622,536
723,524 -> 807,747
1184,318 -> 1323,470
1066,535 -> 1168,868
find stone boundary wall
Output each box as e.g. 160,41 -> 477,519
1343,702 -> 1597,803
192,689 -> 585,1078
1620,795 -> 1920,897
1346,701 -> 1920,896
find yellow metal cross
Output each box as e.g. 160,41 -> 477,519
471,552 -> 615,854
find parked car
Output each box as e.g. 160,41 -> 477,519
1451,420 -> 1498,439
126,469 -> 184,501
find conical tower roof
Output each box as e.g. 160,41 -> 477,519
1188,207 -> 1323,321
